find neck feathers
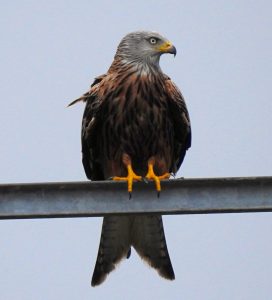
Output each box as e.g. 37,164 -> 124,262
109,55 -> 162,76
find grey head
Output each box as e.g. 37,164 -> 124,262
114,31 -> 177,69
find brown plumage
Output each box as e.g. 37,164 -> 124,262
71,31 -> 191,286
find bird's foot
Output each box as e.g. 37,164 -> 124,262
145,158 -> 170,197
113,154 -> 141,199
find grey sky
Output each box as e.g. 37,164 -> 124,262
1,1 -> 272,299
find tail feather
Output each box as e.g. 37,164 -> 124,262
91,215 -> 174,286
131,215 -> 175,280
91,216 -> 131,286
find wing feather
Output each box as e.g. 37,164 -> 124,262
81,75 -> 106,180
165,78 -> 191,172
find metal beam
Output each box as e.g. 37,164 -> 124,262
0,177 -> 272,219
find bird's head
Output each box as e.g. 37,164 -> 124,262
114,31 -> 176,69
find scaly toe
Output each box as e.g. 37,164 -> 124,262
145,166 -> 170,194
158,173 -> 171,180
113,165 -> 141,196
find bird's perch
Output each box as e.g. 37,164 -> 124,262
0,177 -> 272,220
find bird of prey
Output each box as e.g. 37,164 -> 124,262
70,31 -> 191,286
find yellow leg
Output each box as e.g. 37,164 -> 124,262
113,154 -> 142,198
145,158 -> 170,196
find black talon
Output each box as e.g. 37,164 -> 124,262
126,247 -> 131,259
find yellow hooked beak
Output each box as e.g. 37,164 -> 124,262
158,41 -> 177,56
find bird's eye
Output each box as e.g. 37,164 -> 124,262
149,37 -> 158,45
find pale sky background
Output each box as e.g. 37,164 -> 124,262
1,1 -> 272,299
